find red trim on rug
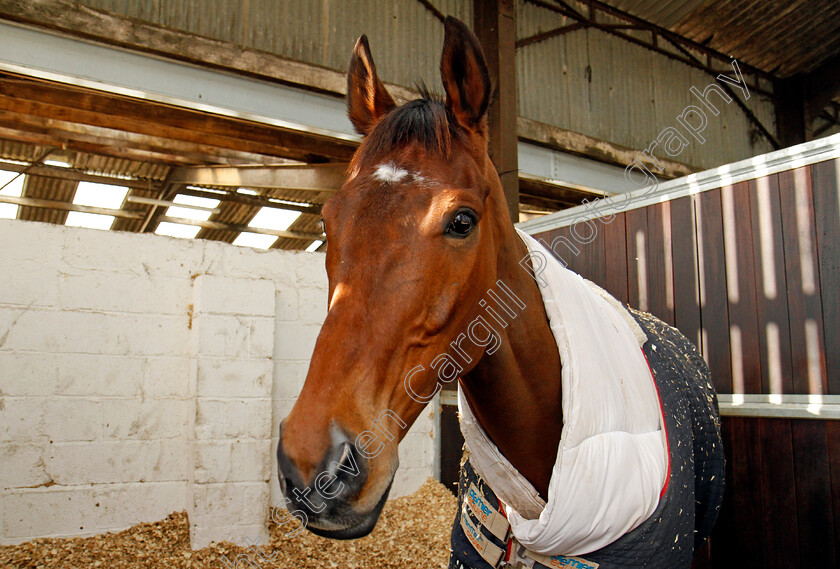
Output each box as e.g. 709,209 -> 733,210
499,500 -> 513,562
642,348 -> 671,499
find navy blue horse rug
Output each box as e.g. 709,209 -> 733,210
449,308 -> 725,569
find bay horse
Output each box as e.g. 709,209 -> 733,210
277,17 -> 723,568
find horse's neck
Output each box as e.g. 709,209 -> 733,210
459,226 -> 563,499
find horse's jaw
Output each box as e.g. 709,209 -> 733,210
304,478 -> 394,539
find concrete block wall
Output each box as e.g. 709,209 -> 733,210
190,274 -> 276,547
0,219 -> 435,547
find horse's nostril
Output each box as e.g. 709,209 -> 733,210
277,424 -> 370,516
331,441 -> 362,478
337,443 -> 353,470
282,477 -> 293,494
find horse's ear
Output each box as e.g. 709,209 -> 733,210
440,17 -> 491,137
347,35 -> 396,135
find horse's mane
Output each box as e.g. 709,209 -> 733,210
351,86 -> 462,170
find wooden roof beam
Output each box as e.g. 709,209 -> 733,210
0,77 -> 354,163
158,215 -> 324,241
177,187 -> 323,216
0,161 -> 165,190
517,117 -> 698,179
167,164 -> 347,191
776,53 -> 840,145
0,193 -> 144,219
804,53 -> 840,132
475,0 -> 519,222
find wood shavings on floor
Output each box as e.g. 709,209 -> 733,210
0,478 -> 457,569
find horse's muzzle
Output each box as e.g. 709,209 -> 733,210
276,422 -> 392,539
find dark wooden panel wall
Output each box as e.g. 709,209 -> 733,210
532,158 -> 840,569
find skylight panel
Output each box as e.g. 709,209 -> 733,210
72,182 -> 129,210
0,170 -> 24,196
155,222 -> 201,239
237,188 -> 258,195
0,203 -> 17,219
43,159 -> 71,168
0,170 -> 25,220
248,207 -> 300,231
0,158 -> 29,167
175,194 -> 220,208
232,232 -> 277,250
165,194 -> 220,221
305,240 -> 324,252
186,185 -> 226,195
65,211 -> 115,231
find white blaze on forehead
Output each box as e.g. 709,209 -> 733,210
372,162 -> 410,184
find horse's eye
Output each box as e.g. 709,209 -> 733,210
446,210 -> 476,238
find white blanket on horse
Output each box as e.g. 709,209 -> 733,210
457,229 -> 668,556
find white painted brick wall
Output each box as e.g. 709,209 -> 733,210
0,219 -> 436,548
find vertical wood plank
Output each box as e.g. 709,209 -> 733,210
721,181 -> 764,394
810,159 -> 840,395
542,226 -> 583,274
603,212 -> 629,305
625,206 -> 649,312
827,421 -> 840,561
578,216 -> 606,289
778,167 -> 828,395
534,224 -> 604,286
697,189 -> 733,394
749,175 -> 795,395
670,196 -> 702,350
645,201 -> 675,325
727,417 -> 768,567
474,0 -> 518,221
707,416 -> 740,567
791,420 -> 837,568
760,419 -> 800,569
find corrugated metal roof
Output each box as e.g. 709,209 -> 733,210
264,188 -> 332,206
605,0 -> 707,29
71,0 -> 839,172
273,212 -> 324,250
673,0 -> 840,78
0,140 -> 48,163
112,185 -> 158,233
0,141 -> 172,181
18,175 -> 76,224
0,139 -> 328,250
198,201 -> 256,243
86,0 -> 836,81
71,154 -> 170,182
80,0 -> 472,95
516,1 -> 777,169
602,0 -> 840,78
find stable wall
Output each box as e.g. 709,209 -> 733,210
0,219 -> 434,547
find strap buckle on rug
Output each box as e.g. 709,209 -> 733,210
459,486 -> 601,569
503,539 -> 601,569
466,484 -> 511,541
459,483 -> 511,567
505,540 -> 601,569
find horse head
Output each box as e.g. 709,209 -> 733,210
276,17 -> 561,539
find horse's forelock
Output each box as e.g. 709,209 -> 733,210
351,96 -> 460,173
